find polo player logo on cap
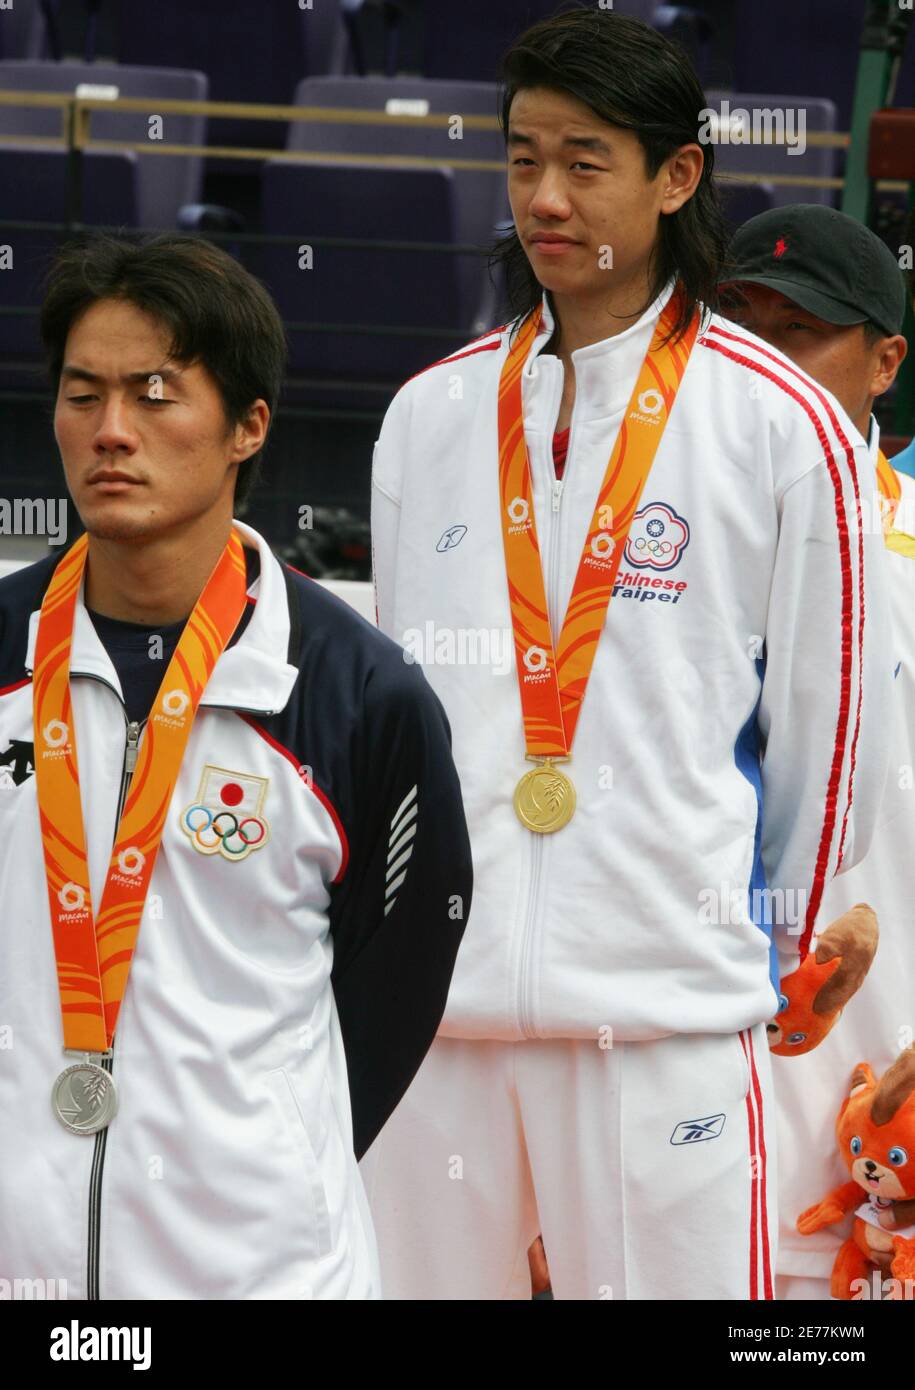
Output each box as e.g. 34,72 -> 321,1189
180,763 -> 271,861
773,236 -> 788,258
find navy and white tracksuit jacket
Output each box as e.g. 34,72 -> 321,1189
0,518 -> 472,1299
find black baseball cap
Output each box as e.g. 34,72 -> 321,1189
720,204 -> 906,338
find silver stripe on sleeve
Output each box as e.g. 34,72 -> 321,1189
384,785 -> 418,917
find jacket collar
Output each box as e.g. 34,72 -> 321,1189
520,277 -> 679,426
25,518 -> 300,716
867,413 -> 880,463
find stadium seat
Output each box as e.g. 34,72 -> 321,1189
342,0 -> 407,79
0,60 -> 208,228
703,91 -> 839,208
422,0 -> 661,81
653,6 -> 714,81
0,0 -> 53,61
116,0 -> 347,155
733,0 -> 871,131
0,145 -> 136,383
716,180 -> 776,234
281,76 -> 508,334
255,160 -> 462,397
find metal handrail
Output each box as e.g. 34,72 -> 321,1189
0,88 -> 853,173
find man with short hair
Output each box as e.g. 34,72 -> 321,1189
366,10 -> 891,1300
722,203 -> 915,1300
0,231 -> 472,1299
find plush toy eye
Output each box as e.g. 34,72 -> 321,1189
888,1147 -> 908,1167
788,1032 -> 807,1045
850,1136 -> 863,1156
778,994 -> 790,1014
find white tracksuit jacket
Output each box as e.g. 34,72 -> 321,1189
371,277 -> 893,1043
774,441 -> 915,1286
0,519 -> 472,1299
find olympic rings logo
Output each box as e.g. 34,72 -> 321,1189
523,645 -> 548,673
43,719 -> 69,747
633,536 -> 673,557
180,803 -> 270,860
507,497 -> 530,525
161,689 -> 191,717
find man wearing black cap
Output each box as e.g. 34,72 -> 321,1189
723,203 -> 915,1301
720,204 -> 907,453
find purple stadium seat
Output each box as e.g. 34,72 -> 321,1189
717,180 -> 776,235
0,145 -> 137,380
422,0 -> 662,81
0,0 -> 49,60
733,0 -> 870,132
255,160 -> 461,394
618,0 -> 662,17
285,76 -> 508,334
116,0 -> 346,154
703,91 -> 839,209
0,60 -> 208,228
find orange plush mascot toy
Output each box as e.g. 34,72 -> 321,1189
797,1047 -> 915,1299
768,904 -> 878,1057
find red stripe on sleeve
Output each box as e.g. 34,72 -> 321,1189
237,712 -> 350,883
700,330 -> 858,959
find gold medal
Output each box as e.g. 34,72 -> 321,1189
497,285 -> 699,836
513,759 -> 576,833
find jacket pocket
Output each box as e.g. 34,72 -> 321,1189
264,1067 -> 333,1259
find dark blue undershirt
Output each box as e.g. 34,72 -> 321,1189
87,546 -> 260,725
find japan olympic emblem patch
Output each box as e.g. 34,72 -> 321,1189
180,764 -> 271,861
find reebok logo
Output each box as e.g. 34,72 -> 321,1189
670,1113 -> 726,1144
436,524 -> 467,552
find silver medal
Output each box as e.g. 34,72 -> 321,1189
52,1061 -> 118,1136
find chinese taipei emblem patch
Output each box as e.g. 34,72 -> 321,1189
180,764 -> 271,860
623,501 -> 690,570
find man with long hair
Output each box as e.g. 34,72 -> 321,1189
366,8 -> 891,1299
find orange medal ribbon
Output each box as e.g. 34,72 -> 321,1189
34,527 -> 248,1055
498,288 -> 699,830
876,448 -> 901,533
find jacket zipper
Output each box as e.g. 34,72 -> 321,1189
22,646 -> 275,1298
75,683 -> 273,1296
516,365 -> 574,1038
86,708 -> 142,1300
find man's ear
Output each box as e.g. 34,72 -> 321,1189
869,334 -> 908,399
230,399 -> 270,465
659,143 -> 703,216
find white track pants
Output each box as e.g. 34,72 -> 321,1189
361,1024 -> 777,1300
776,1274 -> 831,1300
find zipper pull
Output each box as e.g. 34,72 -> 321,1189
552,478 -> 563,512
125,721 -> 141,774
